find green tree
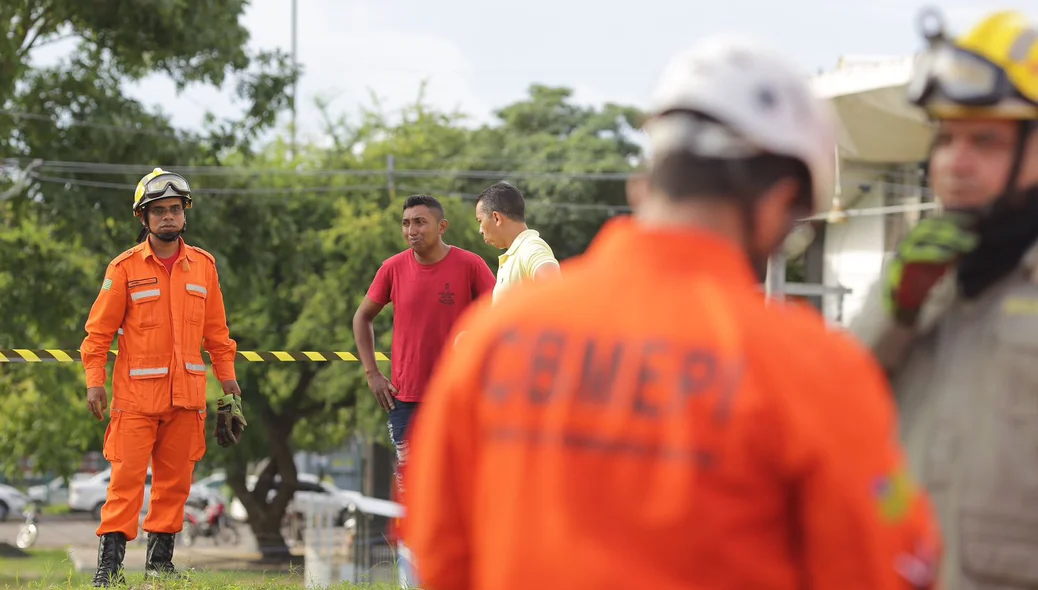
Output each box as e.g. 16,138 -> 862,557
454,85 -> 644,260
196,99 -> 497,558
0,1 -> 297,480
1,41 -> 642,556
192,86 -> 644,558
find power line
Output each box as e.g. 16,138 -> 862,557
29,170 -> 943,221
396,186 -> 630,214
13,158 -> 943,220
29,160 -> 935,207
24,173 -> 633,214
30,159 -> 635,181
28,173 -> 387,196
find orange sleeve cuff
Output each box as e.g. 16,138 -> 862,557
85,367 -> 107,389
212,362 -> 237,383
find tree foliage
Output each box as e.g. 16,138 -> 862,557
1,1 -> 643,559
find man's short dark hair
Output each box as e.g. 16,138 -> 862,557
403,194 -> 445,220
648,112 -> 814,214
650,152 -> 812,214
476,182 -> 526,223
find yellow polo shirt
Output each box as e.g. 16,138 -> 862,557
493,229 -> 559,304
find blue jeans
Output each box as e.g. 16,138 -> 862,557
387,401 -> 421,495
388,401 -> 422,588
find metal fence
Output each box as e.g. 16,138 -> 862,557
300,493 -> 403,588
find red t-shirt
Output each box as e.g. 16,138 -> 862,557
158,253 -> 178,275
367,246 -> 496,402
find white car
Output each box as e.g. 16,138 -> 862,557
70,468 -> 220,520
28,473 -> 93,506
193,471 -> 230,501
69,468 -> 152,520
228,472 -> 357,525
0,483 -> 30,521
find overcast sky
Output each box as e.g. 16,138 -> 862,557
28,0 -> 1038,143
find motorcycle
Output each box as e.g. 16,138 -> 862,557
182,495 -> 239,547
16,501 -> 38,549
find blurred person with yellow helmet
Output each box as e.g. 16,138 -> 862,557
850,9 -> 1038,589
81,168 -> 245,586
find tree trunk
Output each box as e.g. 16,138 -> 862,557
249,514 -> 294,563
223,397 -> 303,564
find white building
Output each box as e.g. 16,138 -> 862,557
783,55 -> 937,326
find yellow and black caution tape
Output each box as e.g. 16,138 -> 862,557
0,349 -> 390,363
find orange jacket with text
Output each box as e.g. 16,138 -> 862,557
81,238 -> 238,415
404,218 -> 940,590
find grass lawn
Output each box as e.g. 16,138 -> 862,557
39,505 -> 71,517
0,549 -> 396,589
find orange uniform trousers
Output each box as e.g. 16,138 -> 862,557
96,406 -> 207,540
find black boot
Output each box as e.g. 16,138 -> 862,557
144,532 -> 184,579
91,532 -> 127,587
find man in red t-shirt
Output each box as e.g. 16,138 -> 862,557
353,194 -> 496,496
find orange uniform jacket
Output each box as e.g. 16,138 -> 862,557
404,218 -> 940,590
81,238 -> 237,415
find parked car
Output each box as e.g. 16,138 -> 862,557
69,468 -> 216,520
69,468 -> 150,520
228,472 -> 358,526
0,483 -> 30,522
193,471 -> 231,501
28,473 -> 93,506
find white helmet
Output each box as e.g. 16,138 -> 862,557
644,34 -> 839,216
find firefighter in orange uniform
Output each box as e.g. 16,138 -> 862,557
403,36 -> 940,590
81,168 -> 247,587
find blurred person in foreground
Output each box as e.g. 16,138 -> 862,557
81,168 -> 245,586
474,181 -> 560,305
403,35 -> 940,590
352,194 -> 495,585
848,9 -> 1038,590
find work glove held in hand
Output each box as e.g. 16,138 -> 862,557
884,215 -> 978,326
215,394 -> 247,447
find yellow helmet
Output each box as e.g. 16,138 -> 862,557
908,8 -> 1038,120
132,167 -> 193,217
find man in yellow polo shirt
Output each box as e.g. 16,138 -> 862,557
475,182 -> 560,304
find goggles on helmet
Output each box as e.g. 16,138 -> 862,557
142,173 -> 191,200
908,41 -> 1028,109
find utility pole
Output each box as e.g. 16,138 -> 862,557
386,154 -> 396,204
290,0 -> 298,159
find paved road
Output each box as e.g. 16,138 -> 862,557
0,512 -> 258,551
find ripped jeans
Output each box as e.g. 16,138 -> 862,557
387,400 -> 421,496
388,400 -> 422,588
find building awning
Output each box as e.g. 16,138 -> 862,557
812,55 -> 934,164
